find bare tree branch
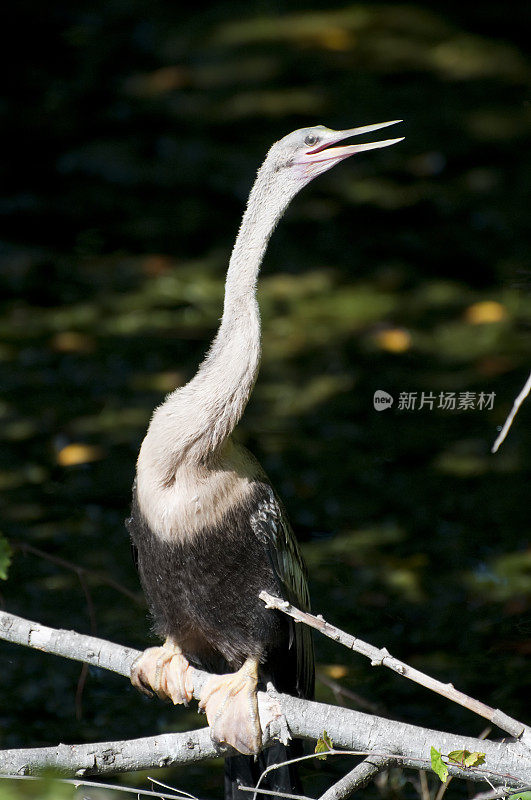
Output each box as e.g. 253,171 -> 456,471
0,728 -> 221,777
491,370 -> 531,454
0,774 -> 195,800
471,785 -> 531,800
0,609 -> 139,682
1,610 -> 530,786
238,786 -> 312,800
318,756 -> 394,800
259,591 -> 531,748
0,609 -> 209,699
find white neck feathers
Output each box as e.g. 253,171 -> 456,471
138,160 -> 295,482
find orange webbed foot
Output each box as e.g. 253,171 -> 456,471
131,640 -> 194,705
199,657 -> 262,755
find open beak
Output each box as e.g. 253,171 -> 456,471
298,120 -> 403,169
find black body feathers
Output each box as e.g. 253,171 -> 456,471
127,478 -> 314,798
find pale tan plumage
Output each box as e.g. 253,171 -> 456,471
129,122 -> 403,770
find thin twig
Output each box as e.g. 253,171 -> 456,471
435,728 -> 492,800
259,591 -> 531,747
419,769 -> 431,800
491,371 -> 531,453
75,571 -> 98,720
318,756 -> 394,800
12,540 -> 143,605
0,774 -> 193,799
316,670 -> 384,716
250,747 -> 525,800
238,786 -> 312,800
148,776 -> 199,799
470,785 -> 531,800
434,770 -> 451,800
252,751 -> 347,800
253,748 -> 528,800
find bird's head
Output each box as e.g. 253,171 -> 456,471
262,120 -> 403,192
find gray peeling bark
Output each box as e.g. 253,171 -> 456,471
318,757 -> 395,800
0,610 -> 530,787
0,728 -> 220,777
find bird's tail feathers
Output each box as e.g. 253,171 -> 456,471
224,740 -> 303,800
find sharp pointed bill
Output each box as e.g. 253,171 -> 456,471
294,120 -> 403,175
336,119 -> 403,138
305,119 -> 403,154
306,136 -> 405,163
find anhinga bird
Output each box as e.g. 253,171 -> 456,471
126,121 -> 403,797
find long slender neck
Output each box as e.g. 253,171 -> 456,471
143,164 -> 295,473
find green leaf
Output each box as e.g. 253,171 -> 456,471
447,749 -> 485,767
430,746 -> 449,783
464,751 -> 485,767
508,793 -> 531,800
448,749 -> 467,765
0,535 -> 12,581
315,730 -> 333,760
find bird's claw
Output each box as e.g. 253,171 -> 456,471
131,643 -> 194,705
199,659 -> 262,755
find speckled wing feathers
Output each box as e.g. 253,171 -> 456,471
250,485 -> 314,699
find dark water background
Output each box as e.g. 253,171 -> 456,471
1,1 -> 530,798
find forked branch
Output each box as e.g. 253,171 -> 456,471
259,591 -> 531,748
318,756 -> 395,800
0,609 -> 530,787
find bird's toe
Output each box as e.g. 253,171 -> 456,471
199,662 -> 262,755
131,644 -> 192,704
164,651 -> 194,705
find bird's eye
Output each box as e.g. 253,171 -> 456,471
304,134 -> 318,147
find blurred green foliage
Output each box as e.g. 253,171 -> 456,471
0,536 -> 12,580
1,1 -> 530,799
0,778 -> 75,800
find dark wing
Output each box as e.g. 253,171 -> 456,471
125,479 -> 140,572
126,517 -> 139,572
250,483 -> 315,699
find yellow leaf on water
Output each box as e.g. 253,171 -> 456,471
464,301 -> 507,324
375,328 -> 411,353
322,664 -> 348,680
51,331 -> 95,353
316,27 -> 354,51
57,444 -> 104,467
